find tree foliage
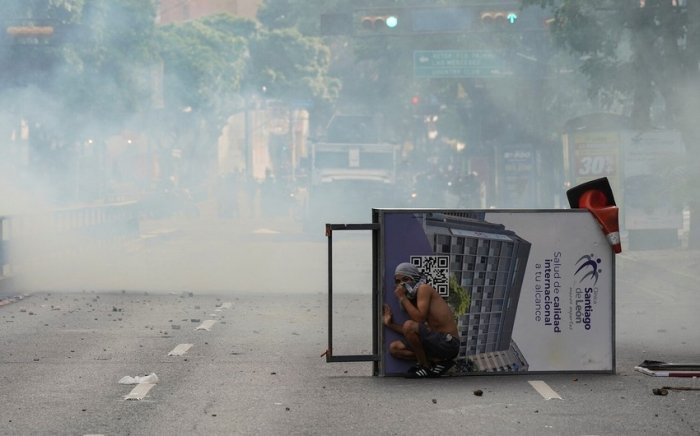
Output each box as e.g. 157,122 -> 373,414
0,0 -> 340,149
157,15 -> 248,114
448,274 -> 470,318
524,0 -> 700,135
258,0 -> 349,35
155,12 -> 339,170
249,27 -> 340,103
256,0 -> 595,149
524,0 -> 700,244
0,0 -> 159,139
62,0 -> 158,132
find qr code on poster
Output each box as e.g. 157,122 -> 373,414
410,255 -> 450,297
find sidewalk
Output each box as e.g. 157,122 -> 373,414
618,246 -> 700,281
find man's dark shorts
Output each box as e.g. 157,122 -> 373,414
403,323 -> 459,360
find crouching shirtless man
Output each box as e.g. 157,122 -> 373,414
383,262 -> 460,378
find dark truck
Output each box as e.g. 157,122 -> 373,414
304,114 -> 400,229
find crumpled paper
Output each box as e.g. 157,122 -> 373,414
119,373 -> 159,384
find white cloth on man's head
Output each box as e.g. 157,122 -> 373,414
394,262 -> 422,280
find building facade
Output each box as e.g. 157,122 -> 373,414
422,212 -> 531,372
157,0 -> 261,24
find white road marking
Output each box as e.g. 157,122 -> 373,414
168,343 -> 193,356
124,383 -> 155,400
528,380 -> 563,400
196,320 -> 217,331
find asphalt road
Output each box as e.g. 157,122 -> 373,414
0,216 -> 699,435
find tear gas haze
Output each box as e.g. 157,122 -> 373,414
1,1 -> 699,296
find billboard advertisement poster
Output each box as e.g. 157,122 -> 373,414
567,131 -> 621,202
380,209 -> 614,376
622,131 -> 685,230
497,144 -> 536,208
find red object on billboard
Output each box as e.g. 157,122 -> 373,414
567,177 -> 622,254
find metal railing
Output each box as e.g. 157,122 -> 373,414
0,202 -> 139,279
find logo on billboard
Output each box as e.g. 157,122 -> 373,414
575,254 -> 602,285
574,253 -> 603,331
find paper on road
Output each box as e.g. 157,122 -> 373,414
119,373 -> 159,385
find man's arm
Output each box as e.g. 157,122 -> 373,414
398,284 -> 431,323
383,303 -> 404,335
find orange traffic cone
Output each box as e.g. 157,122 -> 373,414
567,177 -> 622,254
578,189 -> 621,254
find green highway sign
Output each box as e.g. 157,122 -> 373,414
413,50 -> 511,78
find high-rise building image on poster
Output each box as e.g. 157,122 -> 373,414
420,212 -> 531,373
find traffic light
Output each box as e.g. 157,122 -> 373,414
409,95 -> 440,116
356,9 -> 404,33
479,10 -> 519,26
418,5 -> 549,33
352,5 -> 550,35
360,14 -> 399,31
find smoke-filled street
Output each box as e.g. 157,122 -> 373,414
1,216 -> 698,435
2,1 -> 700,434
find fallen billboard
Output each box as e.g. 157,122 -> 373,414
377,209 -> 615,376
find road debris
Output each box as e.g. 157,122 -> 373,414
119,373 -> 159,384
653,386 -> 700,396
635,360 -> 700,377
195,319 -> 216,331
